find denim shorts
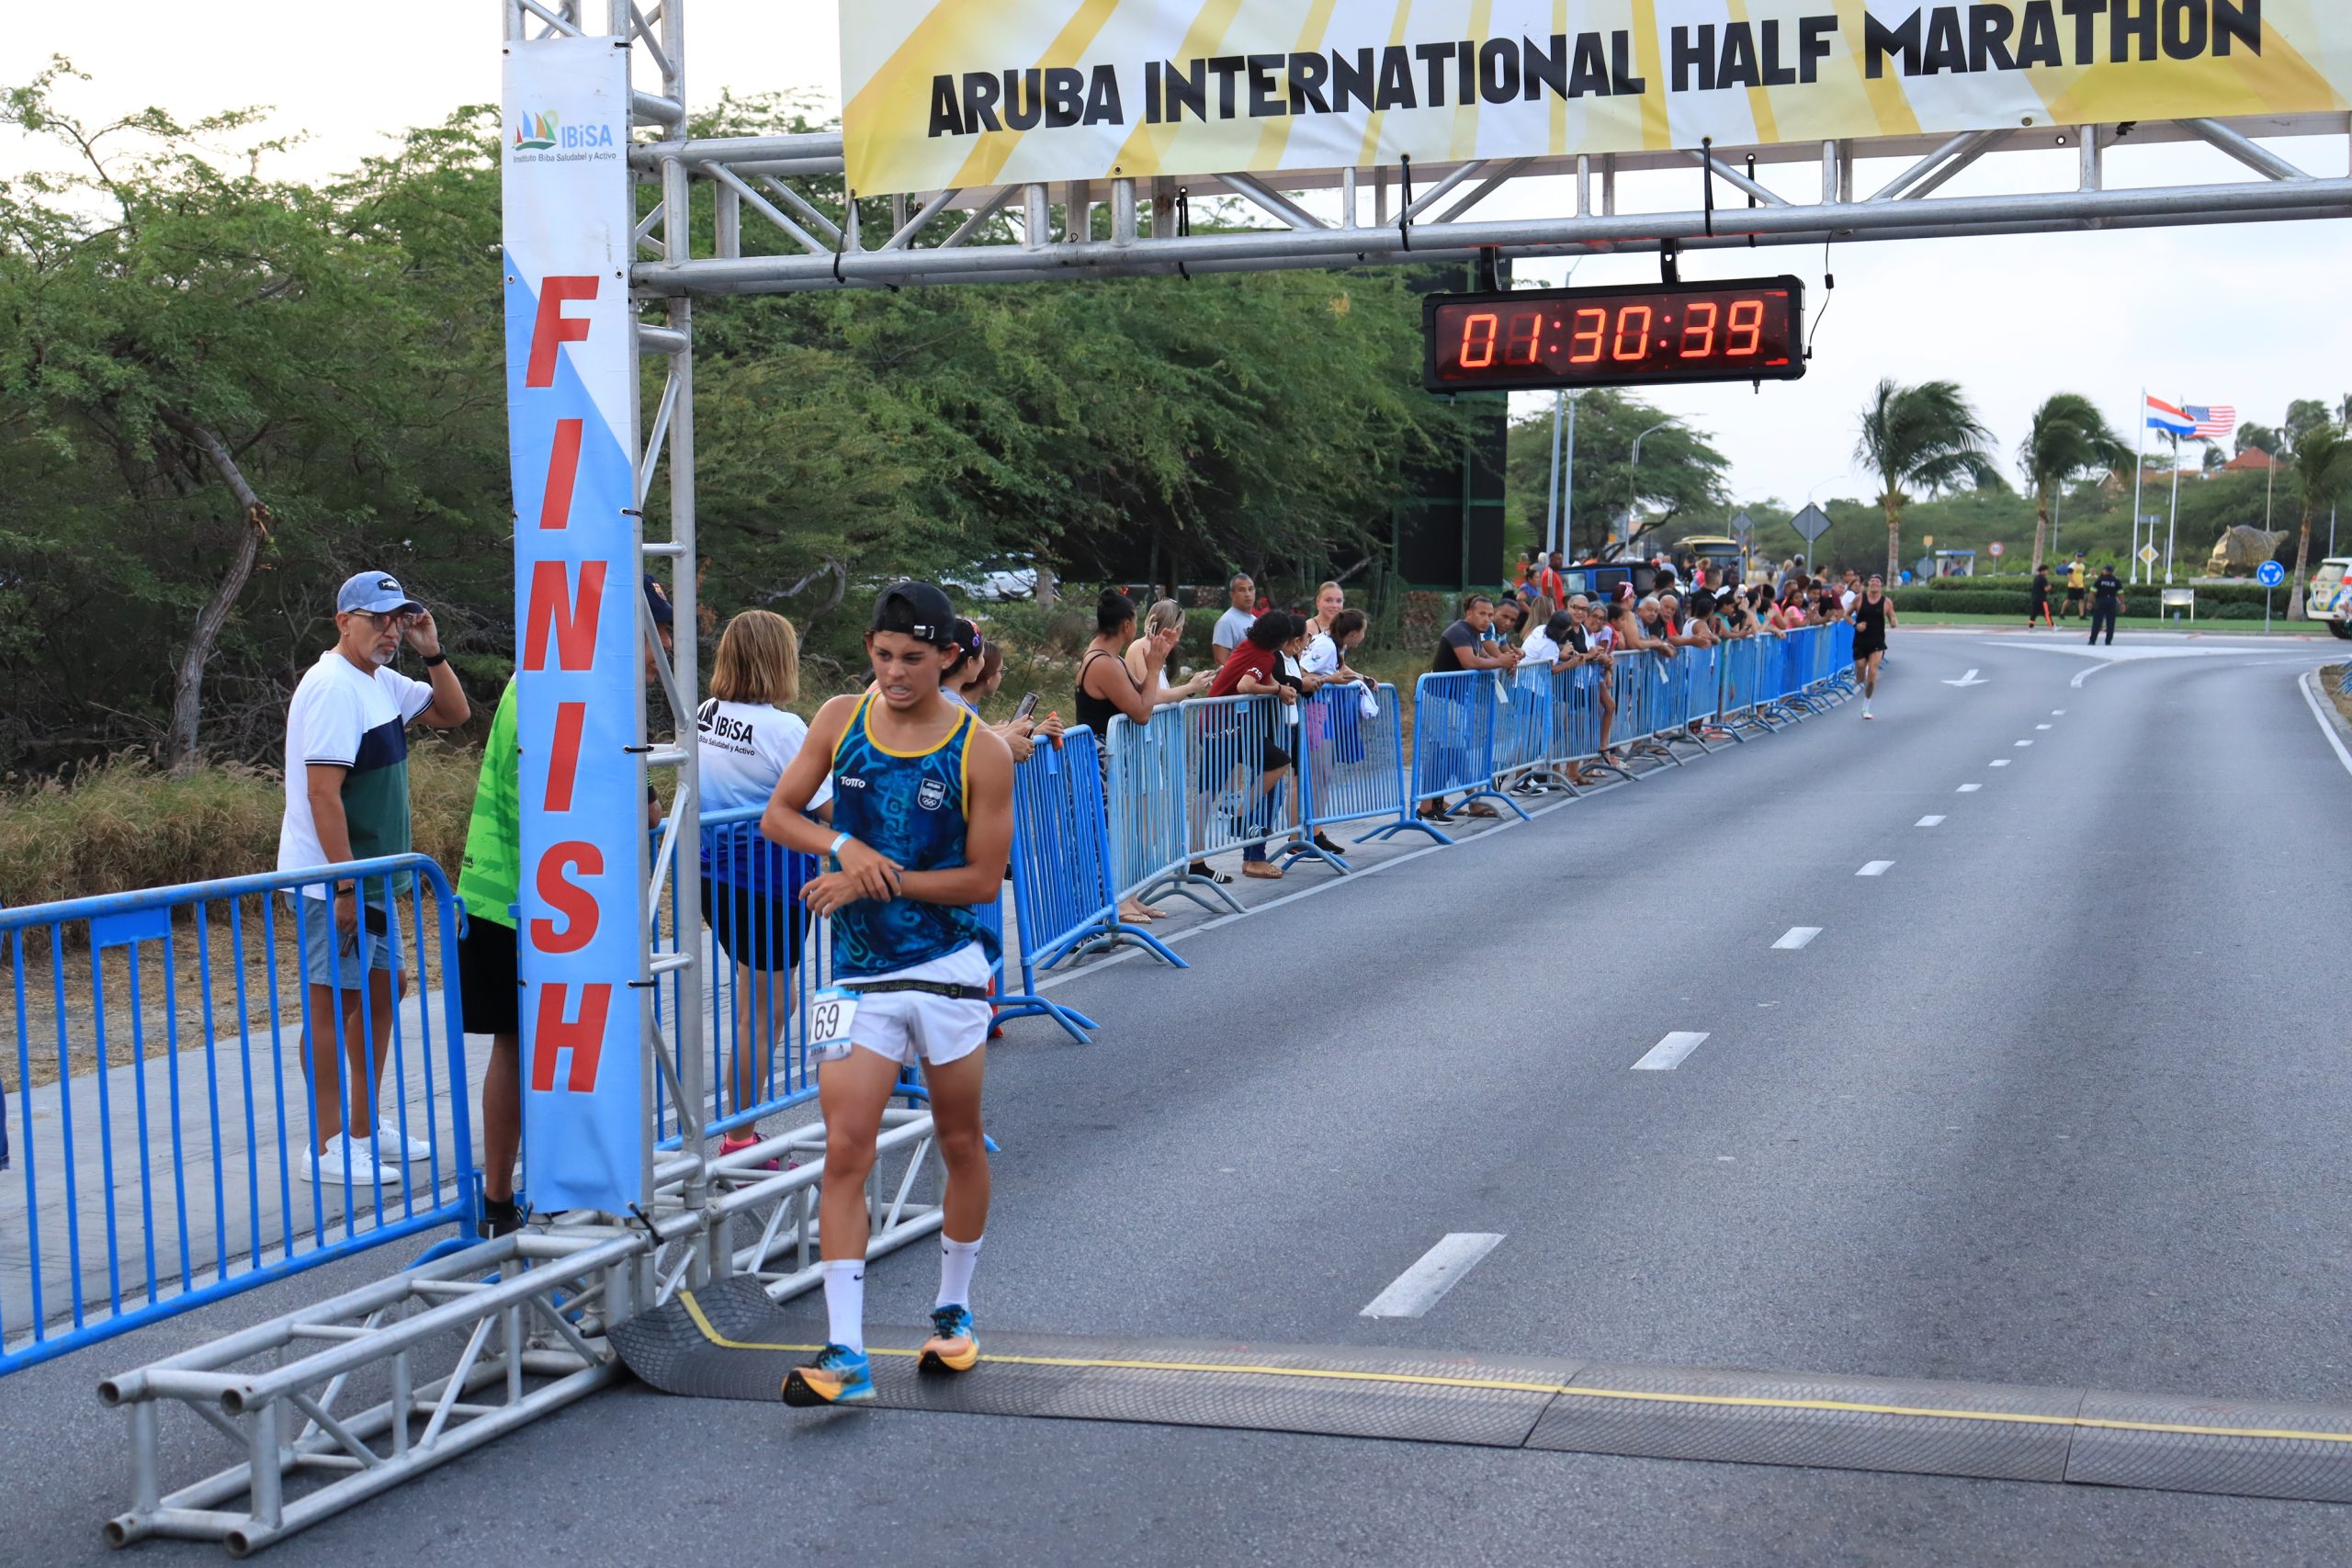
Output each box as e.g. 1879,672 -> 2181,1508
292,892 -> 402,991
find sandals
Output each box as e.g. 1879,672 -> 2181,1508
1187,860 -> 1234,885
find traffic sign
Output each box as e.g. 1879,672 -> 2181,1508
2256,560 -> 2286,587
1922,534 -> 1934,548
2139,545 -> 2160,565
1788,502 -> 1833,544
1987,541 -> 2005,558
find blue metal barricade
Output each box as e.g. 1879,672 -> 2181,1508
1105,707 -> 1238,914
1410,671 -> 1525,819
1,855 -> 477,1377
1295,682 -> 1447,868
1611,649 -> 1683,766
1493,663 -> 1564,793
1183,693 -> 1315,862
1544,662 -> 1615,775
1004,728 -> 1179,1041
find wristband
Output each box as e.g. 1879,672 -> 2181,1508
828,831 -> 851,860
422,651 -> 447,668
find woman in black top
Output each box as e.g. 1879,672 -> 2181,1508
1850,573 -> 1895,720
1077,588 -> 1175,919
2029,567 -> 2052,630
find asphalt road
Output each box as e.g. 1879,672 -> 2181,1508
10,628 -> 2352,1567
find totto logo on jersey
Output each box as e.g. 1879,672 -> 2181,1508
917,777 -> 947,811
837,773 -> 868,790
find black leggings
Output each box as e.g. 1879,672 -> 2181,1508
2088,607 -> 2118,645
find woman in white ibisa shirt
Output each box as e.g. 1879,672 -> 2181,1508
695,610 -> 831,1157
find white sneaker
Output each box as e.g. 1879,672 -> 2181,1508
374,1122 -> 434,1162
301,1132 -> 406,1187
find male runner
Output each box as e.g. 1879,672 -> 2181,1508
758,581 -> 1014,1405
2062,554 -> 2086,622
1851,573 -> 1895,719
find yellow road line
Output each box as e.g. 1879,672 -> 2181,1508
673,1292 -> 2352,1446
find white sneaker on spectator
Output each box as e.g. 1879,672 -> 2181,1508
373,1121 -> 434,1162
301,1133 -> 406,1187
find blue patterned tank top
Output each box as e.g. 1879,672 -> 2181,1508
828,693 -> 999,977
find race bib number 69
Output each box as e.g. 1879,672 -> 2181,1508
808,987 -> 860,1063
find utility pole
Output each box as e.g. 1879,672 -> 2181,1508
1626,421 -> 1672,558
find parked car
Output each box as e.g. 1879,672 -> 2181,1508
945,554 -> 1042,603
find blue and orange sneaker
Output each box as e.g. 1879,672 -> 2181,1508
920,1304 -> 978,1375
782,1344 -> 874,1406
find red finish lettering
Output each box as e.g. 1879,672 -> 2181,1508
529,981 -> 613,1092
544,702 -> 587,812
531,842 -> 604,953
522,559 -> 607,671
537,418 -> 583,529
525,276 -> 599,388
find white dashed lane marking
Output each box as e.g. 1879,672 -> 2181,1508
1989,760 -> 2011,768
1361,1233 -> 1506,1319
1957,784 -> 1982,793
1858,861 -> 1894,877
1917,815 -> 1945,827
1633,1032 -> 1712,1071
1773,927 -> 1823,950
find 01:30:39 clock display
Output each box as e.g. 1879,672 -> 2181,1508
1422,278 -> 1806,391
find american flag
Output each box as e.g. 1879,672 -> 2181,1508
2185,404 -> 2236,440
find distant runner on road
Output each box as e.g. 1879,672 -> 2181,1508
2088,564 -> 2123,646
2029,566 -> 2052,631
1851,574 -> 1894,720
2062,554 -> 2087,622
758,580 -> 1015,1407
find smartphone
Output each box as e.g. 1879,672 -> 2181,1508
1013,692 -> 1039,722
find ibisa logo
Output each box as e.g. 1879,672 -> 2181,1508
513,112 -> 614,153
514,110 -> 560,152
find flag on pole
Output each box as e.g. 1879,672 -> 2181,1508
2185,404 -> 2236,439
2145,397 -> 2195,437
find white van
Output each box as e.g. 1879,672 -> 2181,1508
2307,558 -> 2352,639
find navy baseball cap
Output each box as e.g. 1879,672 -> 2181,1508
641,574 -> 674,629
336,571 -> 422,616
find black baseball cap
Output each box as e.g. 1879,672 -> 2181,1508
871,581 -> 957,646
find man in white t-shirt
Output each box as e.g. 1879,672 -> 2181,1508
280,570 -> 469,1187
1210,572 -> 1257,664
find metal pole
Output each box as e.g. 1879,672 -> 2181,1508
1544,391 -> 1565,563
1560,391 -> 1580,560
2165,430 -> 2182,584
1627,422 -> 1670,558
2130,388 -> 2146,584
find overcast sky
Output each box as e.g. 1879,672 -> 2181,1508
12,2 -> 2347,513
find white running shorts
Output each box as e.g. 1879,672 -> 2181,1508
820,942 -> 992,1070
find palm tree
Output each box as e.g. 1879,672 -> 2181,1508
2018,394 -> 2132,576
1855,378 -> 2007,582
2286,424 -> 2352,618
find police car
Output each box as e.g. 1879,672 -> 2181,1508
2306,558 -> 2352,639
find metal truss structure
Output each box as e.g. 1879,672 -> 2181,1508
103,1115 -> 945,1554
623,113 -> 2352,297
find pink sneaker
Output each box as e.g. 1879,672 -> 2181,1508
719,1131 -> 781,1172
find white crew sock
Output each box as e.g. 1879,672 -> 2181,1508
936,1234 -> 984,1311
822,1259 -> 866,1354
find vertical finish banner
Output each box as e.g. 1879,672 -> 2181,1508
502,35 -> 644,1213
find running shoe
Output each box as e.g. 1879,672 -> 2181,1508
481,1195 -> 526,1236
920,1304 -> 979,1375
782,1344 -> 875,1406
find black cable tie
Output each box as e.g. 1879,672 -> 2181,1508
1397,154 -> 1414,252
1701,137 -> 1716,239
628,1201 -> 658,1234
1175,186 -> 1192,281
832,190 -> 852,284
1747,153 -> 1758,249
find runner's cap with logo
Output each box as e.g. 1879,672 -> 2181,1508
871,580 -> 958,646
336,571 -> 423,616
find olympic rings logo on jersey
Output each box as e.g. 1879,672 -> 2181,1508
917,777 -> 947,811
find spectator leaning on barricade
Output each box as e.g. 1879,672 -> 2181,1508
1079,589 -> 1185,919
954,631 -> 1063,762
695,609 -> 831,1159
1302,606 -> 1368,683
1562,597 -> 1618,781
1306,581 -> 1346,640
1206,610 -> 1306,879
1211,572 -> 1258,663
1419,592 -> 1520,824
455,576 -> 672,1233
281,570 -> 469,1189
1125,599 -> 1214,708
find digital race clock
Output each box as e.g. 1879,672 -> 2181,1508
1422,277 -> 1807,392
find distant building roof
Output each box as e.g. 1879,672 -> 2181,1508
2224,447 -> 2278,472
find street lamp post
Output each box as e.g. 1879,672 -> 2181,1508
1626,420 -> 1672,557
